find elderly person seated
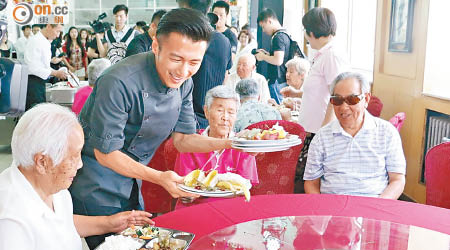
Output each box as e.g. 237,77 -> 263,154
303,72 -> 406,199
224,53 -> 270,103
274,57 -> 310,110
0,103 -> 153,249
230,29 -> 257,74
234,79 -> 282,132
71,58 -> 111,115
174,85 -> 258,207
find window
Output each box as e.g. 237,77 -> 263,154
423,1 -> 450,100
72,0 -> 177,28
321,0 -> 377,82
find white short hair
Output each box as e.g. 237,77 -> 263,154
285,57 -> 310,75
11,103 -> 80,168
238,53 -> 256,66
87,58 -> 111,85
204,85 -> 240,110
329,72 -> 371,95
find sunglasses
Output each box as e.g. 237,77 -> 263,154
330,94 -> 365,106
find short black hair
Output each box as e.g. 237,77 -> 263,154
176,0 -> 212,15
212,1 -> 230,15
136,21 -> 147,27
302,7 -> 336,38
257,8 -> 278,23
151,10 -> 167,23
32,24 -> 41,29
156,8 -> 213,43
113,4 -> 128,15
21,25 -> 31,31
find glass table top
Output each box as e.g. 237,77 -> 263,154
189,216 -> 450,250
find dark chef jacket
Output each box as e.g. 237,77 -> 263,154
69,52 -> 196,214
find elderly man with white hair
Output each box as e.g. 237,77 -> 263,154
0,103 -> 153,250
72,58 -> 111,115
303,72 -> 406,199
224,53 -> 271,103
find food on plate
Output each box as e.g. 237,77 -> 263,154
121,224 -> 160,240
142,237 -> 187,250
97,235 -> 144,250
183,170 -> 252,202
236,123 -> 288,140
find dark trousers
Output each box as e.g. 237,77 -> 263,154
294,133 -> 316,193
268,79 -> 288,104
25,75 -> 47,110
77,181 -> 141,250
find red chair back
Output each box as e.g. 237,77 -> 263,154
367,95 -> 383,117
164,137 -> 179,172
425,142 -> 450,209
141,139 -> 173,214
389,112 -> 406,132
245,120 -> 306,195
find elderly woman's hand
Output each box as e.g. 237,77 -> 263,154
280,86 -> 296,98
158,170 -> 200,198
267,98 -> 278,107
108,210 -> 154,233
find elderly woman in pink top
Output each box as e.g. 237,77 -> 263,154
174,85 -> 258,207
71,58 -> 111,115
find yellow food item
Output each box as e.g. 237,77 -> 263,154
228,181 -> 251,202
216,181 -> 235,191
201,170 -> 218,188
184,169 -> 200,187
260,129 -> 286,139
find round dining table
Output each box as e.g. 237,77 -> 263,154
152,194 -> 450,249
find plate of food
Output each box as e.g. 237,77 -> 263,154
119,225 -> 195,250
233,124 -> 300,146
231,145 -> 292,152
179,169 -> 252,201
95,235 -> 146,250
144,237 -> 188,250
121,224 -> 166,240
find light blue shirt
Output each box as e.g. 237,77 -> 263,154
303,111 -> 406,197
234,99 -> 281,132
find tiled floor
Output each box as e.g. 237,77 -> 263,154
0,145 -> 90,250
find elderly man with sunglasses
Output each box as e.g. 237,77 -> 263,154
303,72 -> 406,199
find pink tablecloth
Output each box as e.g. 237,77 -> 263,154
153,194 -> 450,242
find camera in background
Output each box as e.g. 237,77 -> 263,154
89,12 -> 111,34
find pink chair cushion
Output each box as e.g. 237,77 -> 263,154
389,112 -> 406,131
425,142 -> 450,209
245,120 -> 306,195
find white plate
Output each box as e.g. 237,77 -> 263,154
232,139 -> 302,148
231,145 -> 292,152
233,135 -> 299,145
178,184 -> 243,198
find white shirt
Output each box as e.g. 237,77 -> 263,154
304,111 -> 406,196
0,165 -> 82,250
24,31 -> 53,80
298,41 -> 350,133
225,72 -> 271,103
105,26 -> 137,47
14,36 -> 30,63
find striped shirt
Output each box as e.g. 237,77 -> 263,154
303,111 -> 406,197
